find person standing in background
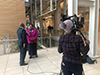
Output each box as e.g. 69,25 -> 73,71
37,26 -> 40,32
26,24 -> 38,59
17,23 -> 27,66
47,25 -> 52,34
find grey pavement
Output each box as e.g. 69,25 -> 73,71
0,44 -> 4,55
0,47 -> 100,75
0,44 -> 11,55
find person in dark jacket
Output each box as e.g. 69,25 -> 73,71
17,23 -> 27,66
58,20 -> 90,75
47,25 -> 52,34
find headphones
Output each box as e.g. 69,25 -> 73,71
60,22 -> 66,29
60,20 -> 76,33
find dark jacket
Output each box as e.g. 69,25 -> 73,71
58,34 -> 89,64
17,27 -> 27,47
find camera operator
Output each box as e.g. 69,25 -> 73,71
58,20 -> 90,75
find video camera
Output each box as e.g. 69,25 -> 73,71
61,14 -> 86,40
61,14 -> 84,32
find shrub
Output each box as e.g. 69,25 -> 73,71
14,41 -> 19,50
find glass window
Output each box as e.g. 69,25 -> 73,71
78,6 -> 89,39
25,0 -> 29,2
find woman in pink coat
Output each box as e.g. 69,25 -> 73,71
26,24 -> 38,59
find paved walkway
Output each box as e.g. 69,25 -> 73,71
0,47 -> 100,75
0,44 -> 4,55
0,44 -> 11,55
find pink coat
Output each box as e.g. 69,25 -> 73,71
26,29 -> 38,44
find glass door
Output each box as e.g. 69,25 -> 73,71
78,6 -> 89,39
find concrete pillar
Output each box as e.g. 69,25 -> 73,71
40,0 -> 43,44
30,0 -> 33,24
35,0 -> 37,17
88,0 -> 99,57
54,0 -> 61,35
50,0 -> 52,11
40,0 -> 42,16
68,0 -> 78,16
64,0 -> 66,15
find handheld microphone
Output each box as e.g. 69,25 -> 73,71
29,30 -> 31,32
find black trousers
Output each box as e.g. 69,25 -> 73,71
28,43 -> 37,56
61,59 -> 83,75
19,45 -> 27,65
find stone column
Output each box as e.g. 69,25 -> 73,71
88,0 -> 99,57
68,0 -> 78,16
54,0 -> 61,35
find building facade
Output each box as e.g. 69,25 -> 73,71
0,0 -> 26,39
27,0 -> 100,57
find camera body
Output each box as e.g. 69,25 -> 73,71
61,14 -> 84,32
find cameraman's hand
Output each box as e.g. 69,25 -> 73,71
85,40 -> 90,44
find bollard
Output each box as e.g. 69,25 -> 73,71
49,34 -> 52,48
3,38 -> 6,54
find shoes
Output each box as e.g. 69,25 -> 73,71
36,55 -> 38,57
29,55 -> 38,59
29,56 -> 32,59
20,63 -> 28,66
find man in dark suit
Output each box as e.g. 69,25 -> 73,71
17,23 -> 27,66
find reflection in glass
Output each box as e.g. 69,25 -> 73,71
78,6 -> 89,39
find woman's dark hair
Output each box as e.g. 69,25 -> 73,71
29,23 -> 34,27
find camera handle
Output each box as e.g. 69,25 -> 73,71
77,30 -> 86,40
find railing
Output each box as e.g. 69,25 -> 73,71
0,34 -> 60,55
1,34 -> 9,40
39,29 -> 64,37
0,30 -> 89,55
38,34 -> 59,48
0,34 -> 10,54
1,34 -> 10,47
